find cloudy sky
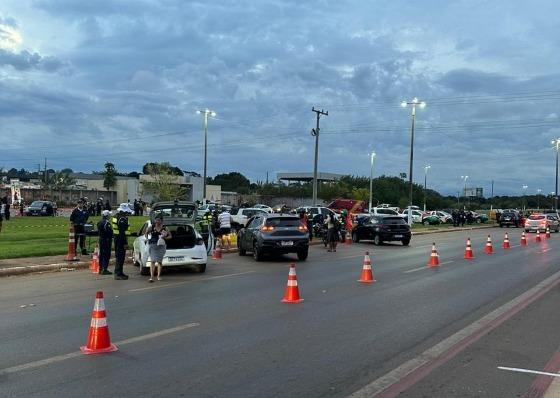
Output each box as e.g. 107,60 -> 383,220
2,0 -> 560,196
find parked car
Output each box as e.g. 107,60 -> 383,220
295,206 -> 338,220
427,211 -> 453,224
421,213 -> 441,225
524,213 -> 560,233
132,201 -> 207,275
400,209 -> 424,223
351,215 -> 411,246
237,214 -> 309,261
231,208 -> 268,230
370,207 -> 401,216
499,211 -> 522,228
25,200 -> 55,216
253,204 -> 273,213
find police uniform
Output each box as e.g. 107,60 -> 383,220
97,213 -> 113,274
111,211 -> 130,280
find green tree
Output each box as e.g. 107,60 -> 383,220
103,162 -> 117,191
142,162 -> 183,176
208,172 -> 251,194
143,163 -> 188,202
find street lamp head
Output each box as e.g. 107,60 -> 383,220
400,101 -> 407,108
419,101 -> 426,109
522,185 -> 528,189
412,97 -> 418,103
210,111 -> 217,117
196,110 -> 201,115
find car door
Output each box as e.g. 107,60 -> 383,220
367,217 -> 379,240
244,216 -> 260,248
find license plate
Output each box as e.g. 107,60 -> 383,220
281,241 -> 293,246
167,256 -> 184,262
394,235 -> 403,238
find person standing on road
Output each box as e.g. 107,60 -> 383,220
97,210 -> 113,275
3,195 -> 10,221
325,213 -> 339,252
218,208 -> 233,250
104,199 -> 111,211
0,202 -> 4,234
145,215 -> 171,282
111,203 -> 132,280
70,199 -> 89,255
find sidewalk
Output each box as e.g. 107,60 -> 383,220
0,224 -> 496,278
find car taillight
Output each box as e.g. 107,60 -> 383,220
196,238 -> 204,246
541,221 -> 547,226
298,225 -> 308,232
261,225 -> 274,232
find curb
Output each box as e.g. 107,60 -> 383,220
412,224 -> 496,236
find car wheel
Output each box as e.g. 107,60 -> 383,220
402,239 -> 410,246
253,243 -> 263,262
196,264 -> 206,273
476,219 -> 481,224
352,232 -> 360,243
373,235 -> 382,245
237,240 -> 246,256
297,249 -> 308,261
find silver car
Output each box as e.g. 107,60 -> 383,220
524,213 -> 560,233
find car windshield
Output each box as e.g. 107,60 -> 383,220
529,215 -> 545,220
243,209 -> 266,217
30,201 -> 45,207
381,217 -> 407,225
377,209 -> 397,214
502,212 -> 516,217
152,205 -> 195,219
265,217 -> 301,227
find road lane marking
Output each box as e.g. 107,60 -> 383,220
403,260 -> 454,274
348,270 -> 560,398
510,244 -> 521,248
541,248 -> 552,253
0,322 -> 199,376
497,366 -> 560,377
128,271 -> 256,292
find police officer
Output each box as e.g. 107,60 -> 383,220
70,198 -> 89,255
97,210 -> 113,275
111,203 -> 132,280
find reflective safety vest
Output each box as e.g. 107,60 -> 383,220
111,216 -> 131,237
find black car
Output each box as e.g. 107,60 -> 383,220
351,215 -> 411,246
499,211 -> 521,228
25,201 -> 55,216
237,214 -> 309,261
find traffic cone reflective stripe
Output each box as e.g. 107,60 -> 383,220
65,225 -> 78,261
464,238 -> 475,259
80,291 -> 118,354
282,264 -> 303,303
520,231 -> 527,246
427,243 -> 440,267
484,235 -> 493,254
358,251 -> 376,283
502,233 -> 510,249
546,227 -> 551,238
345,230 -> 352,245
536,230 -> 542,242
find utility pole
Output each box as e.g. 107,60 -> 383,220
44,158 -> 47,184
490,180 -> 494,210
311,107 -> 328,205
196,109 -> 216,203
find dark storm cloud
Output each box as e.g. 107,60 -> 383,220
0,49 -> 71,73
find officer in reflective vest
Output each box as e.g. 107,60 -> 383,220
111,203 -> 132,280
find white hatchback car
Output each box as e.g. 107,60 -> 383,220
133,201 -> 208,275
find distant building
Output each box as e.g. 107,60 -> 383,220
277,172 -> 343,183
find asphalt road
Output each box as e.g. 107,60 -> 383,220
1,227 -> 560,397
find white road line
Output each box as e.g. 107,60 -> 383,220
348,270 -> 560,398
0,322 -> 199,376
128,271 -> 256,292
403,260 -> 454,274
510,244 -> 521,248
541,248 -> 552,253
497,366 -> 560,377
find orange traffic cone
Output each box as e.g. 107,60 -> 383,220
546,227 -> 551,238
281,263 -> 304,303
65,225 -> 78,261
80,291 -> 118,354
212,238 -> 222,260
358,251 -> 376,283
502,233 -> 510,249
535,230 -> 542,243
484,235 -> 493,254
345,230 -> 352,245
464,237 -> 475,259
427,242 -> 440,267
91,245 -> 100,274
520,231 -> 528,246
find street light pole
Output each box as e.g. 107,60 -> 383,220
522,184 -> 528,211
552,139 -> 560,211
196,108 -> 216,203
401,98 -> 426,225
423,164 -> 431,212
369,152 -> 376,212
461,175 -> 469,210
537,188 -> 542,210
311,107 -> 328,205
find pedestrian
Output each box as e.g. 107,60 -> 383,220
451,209 -> 458,227
325,213 -> 339,252
459,210 -> 466,227
133,199 -> 139,216
52,202 -> 57,217
96,199 -> 102,216
70,198 -> 89,255
4,195 -> 10,221
217,208 -> 233,250
97,210 -> 113,275
111,203 -> 132,280
104,199 -> 111,211
145,215 -> 172,282
19,201 -> 24,217
0,202 -> 4,234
